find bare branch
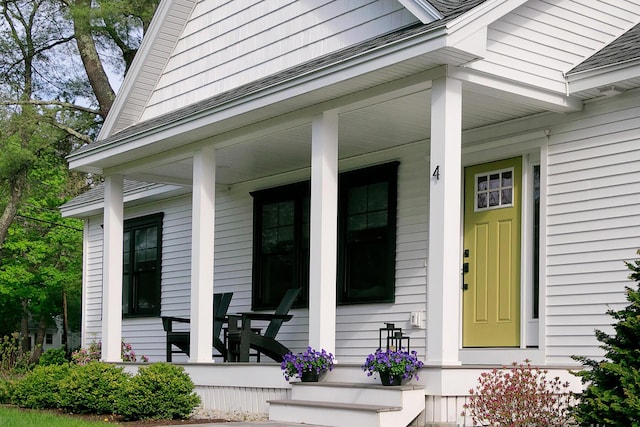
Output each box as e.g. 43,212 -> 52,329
0,99 -> 100,115
49,121 -> 94,144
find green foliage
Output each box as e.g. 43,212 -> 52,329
462,360 -> 573,426
58,362 -> 130,414
571,249 -> 640,426
39,348 -> 68,366
0,333 -> 31,377
115,362 -> 200,420
0,377 -> 14,403
11,364 -> 70,409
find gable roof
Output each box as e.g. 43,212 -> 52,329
568,23 -> 640,75
70,0 -> 488,161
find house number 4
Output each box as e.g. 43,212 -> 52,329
432,165 -> 440,180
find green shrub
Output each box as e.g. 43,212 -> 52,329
39,348 -> 68,366
59,362 -> 130,414
571,249 -> 640,425
0,333 -> 31,376
116,362 -> 200,420
11,364 -> 70,409
0,377 -> 14,404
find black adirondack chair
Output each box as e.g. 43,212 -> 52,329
161,292 -> 233,362
227,287 -> 301,363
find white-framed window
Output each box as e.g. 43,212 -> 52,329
474,167 -> 515,211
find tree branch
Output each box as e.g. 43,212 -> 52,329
0,99 -> 100,115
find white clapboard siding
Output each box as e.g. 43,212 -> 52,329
197,385 -> 287,415
140,0 -> 418,120
545,91 -> 640,364
467,0 -> 640,93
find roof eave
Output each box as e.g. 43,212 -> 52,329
67,26 -> 455,173
566,59 -> 640,94
398,0 -> 444,23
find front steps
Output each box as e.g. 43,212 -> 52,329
268,381 -> 425,427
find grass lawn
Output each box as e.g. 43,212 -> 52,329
0,406 -> 109,426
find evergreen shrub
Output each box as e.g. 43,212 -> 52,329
115,362 -> 200,420
39,348 -> 67,366
58,362 -> 130,414
571,249 -> 640,425
11,364 -> 70,409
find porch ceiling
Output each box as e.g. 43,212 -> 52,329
129,82 -> 546,187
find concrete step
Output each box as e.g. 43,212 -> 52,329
268,382 -> 425,427
291,381 -> 423,407
268,399 -> 401,427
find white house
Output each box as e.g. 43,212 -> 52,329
61,1 -> 640,425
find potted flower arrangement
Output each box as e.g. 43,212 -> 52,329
281,346 -> 334,382
362,348 -> 424,386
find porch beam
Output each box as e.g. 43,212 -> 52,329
101,174 -> 124,362
189,146 -> 216,363
309,110 -> 338,355
427,76 -> 462,366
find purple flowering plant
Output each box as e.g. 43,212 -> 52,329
281,346 -> 334,381
362,348 -> 424,381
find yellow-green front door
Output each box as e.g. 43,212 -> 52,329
463,157 -> 521,347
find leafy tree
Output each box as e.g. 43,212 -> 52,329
571,249 -> 640,425
0,0 -> 160,358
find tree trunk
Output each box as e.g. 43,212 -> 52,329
62,289 -> 69,354
0,168 -> 27,250
20,301 -> 30,354
72,0 -> 115,119
29,317 -> 47,363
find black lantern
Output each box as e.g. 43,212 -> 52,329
378,323 -> 410,352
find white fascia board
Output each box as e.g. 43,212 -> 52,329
566,60 -> 640,93
68,27 -> 449,172
398,0 -> 443,23
60,183 -> 183,218
445,0 -> 528,46
97,0 -> 192,140
449,66 -> 583,112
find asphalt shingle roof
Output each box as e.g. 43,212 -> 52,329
568,23 -> 640,75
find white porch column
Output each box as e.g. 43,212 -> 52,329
189,147 -> 216,363
101,174 -> 123,362
427,76 -> 462,365
309,110 -> 338,355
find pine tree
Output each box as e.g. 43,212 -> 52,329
571,249 -> 640,426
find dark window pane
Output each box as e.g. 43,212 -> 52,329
368,211 -> 387,228
368,182 -> 388,211
348,186 -> 367,215
262,203 -> 278,228
502,171 -> 512,187
278,201 -> 294,225
489,174 -> 500,189
348,213 -> 367,231
345,240 -> 387,300
477,193 -> 487,209
339,162 -> 398,304
501,188 -> 512,205
489,190 -> 500,207
122,214 -> 162,317
477,176 -> 488,191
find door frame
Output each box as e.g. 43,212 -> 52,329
458,146 -> 546,364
